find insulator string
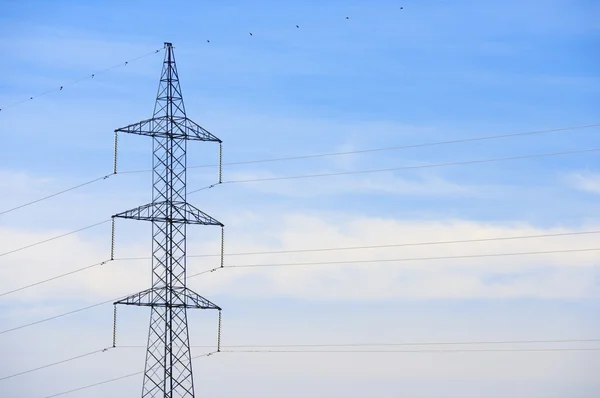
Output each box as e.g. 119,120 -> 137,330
112,305 -> 117,348
113,132 -> 119,174
110,218 -> 115,261
217,310 -> 222,352
220,227 -> 225,268
218,142 -> 223,184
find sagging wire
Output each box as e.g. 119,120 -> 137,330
0,48 -> 163,113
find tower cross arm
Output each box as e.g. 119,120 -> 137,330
115,115 -> 221,142
114,287 -> 221,310
112,201 -> 223,226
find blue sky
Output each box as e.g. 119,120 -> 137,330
1,0 -> 600,397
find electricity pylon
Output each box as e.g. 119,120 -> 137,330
112,42 -> 222,398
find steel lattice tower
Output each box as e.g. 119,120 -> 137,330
112,42 -> 222,398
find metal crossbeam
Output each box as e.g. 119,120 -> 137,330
115,287 -> 221,309
115,116 -> 221,142
113,201 -> 223,225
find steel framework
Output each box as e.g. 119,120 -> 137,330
113,42 -> 222,398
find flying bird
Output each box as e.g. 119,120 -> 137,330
296,25 -> 299,28
249,32 -> 253,36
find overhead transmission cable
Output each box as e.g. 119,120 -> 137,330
42,351 -> 217,398
37,345 -> 600,397
1,6 -> 402,114
188,229 -> 600,257
0,48 -> 163,112
186,246 -> 600,274
3,144 -> 599,260
0,220 -> 110,258
118,338 -> 600,349
126,125 -> 600,175
2,229 -> 600,298
1,3 -> 419,116
2,339 -> 599,383
187,123 -> 600,169
1,123 -> 598,217
0,297 -> 120,335
0,175 -> 113,216
208,146 -> 600,188
219,348 -> 600,354
3,245 -> 600,335
0,348 -> 113,382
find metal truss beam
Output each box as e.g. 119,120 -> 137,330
113,201 -> 223,226
114,115 -> 221,142
115,287 -> 221,310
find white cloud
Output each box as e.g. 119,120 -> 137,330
565,171 -> 600,194
0,170 -> 55,196
224,169 -> 476,198
1,212 -> 599,305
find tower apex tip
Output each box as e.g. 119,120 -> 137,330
164,42 -> 173,48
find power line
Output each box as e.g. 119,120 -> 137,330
0,220 -> 110,258
0,49 -> 163,112
2,4 -> 422,119
187,229 -> 600,258
2,124 -> 598,217
0,259 -> 111,298
120,123 -> 600,175
190,246 -> 600,273
0,348 -> 112,382
0,175 -> 113,216
2,245 -> 600,334
37,346 -> 600,397
0,297 -> 118,335
6,335 -> 593,396
223,347 -> 600,353
116,338 -> 600,349
190,123 -> 600,169
1,7 -> 397,115
3,229 -> 600,298
42,351 -> 217,398
0,175 -> 111,217
5,338 -> 598,382
45,370 -> 141,398
211,147 -> 600,187
5,145 -> 599,261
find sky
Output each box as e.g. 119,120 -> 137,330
0,0 -> 600,396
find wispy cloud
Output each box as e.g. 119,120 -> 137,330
564,171 -> 600,194
225,169 -> 476,198
2,211 -> 599,303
